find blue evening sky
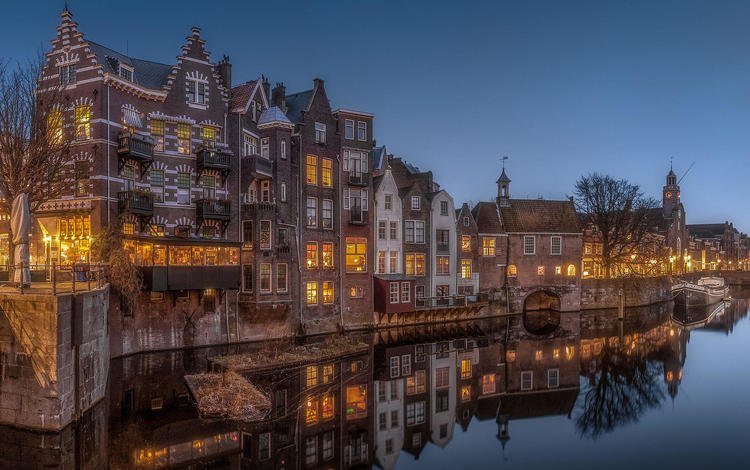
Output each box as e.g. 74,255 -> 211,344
3,1 -> 749,230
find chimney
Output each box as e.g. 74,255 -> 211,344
216,55 -> 232,90
272,82 -> 286,112
262,76 -> 271,103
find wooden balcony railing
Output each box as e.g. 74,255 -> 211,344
118,190 -> 154,216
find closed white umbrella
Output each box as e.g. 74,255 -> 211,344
10,193 -> 30,287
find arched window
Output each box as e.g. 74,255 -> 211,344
75,105 -> 91,140
507,264 -> 517,277
567,264 -> 576,276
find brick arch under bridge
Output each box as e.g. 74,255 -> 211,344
506,285 -> 582,314
523,289 -> 561,312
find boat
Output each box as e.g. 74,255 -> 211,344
672,276 -> 729,307
672,299 -> 727,330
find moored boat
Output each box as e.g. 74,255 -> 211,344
672,276 -> 728,307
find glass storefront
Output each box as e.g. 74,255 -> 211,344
122,239 -> 239,267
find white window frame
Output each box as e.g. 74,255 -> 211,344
524,235 -> 536,255
345,119 -> 354,140
390,282 -> 399,303
280,182 -> 287,202
521,370 -> 533,391
550,235 -> 562,256
260,137 -> 270,159
389,356 -> 400,378
315,122 -> 326,143
357,121 -> 367,141
547,368 -> 560,388
401,282 -> 411,303
411,196 -> 420,210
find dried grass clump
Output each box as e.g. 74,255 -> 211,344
185,371 -> 271,422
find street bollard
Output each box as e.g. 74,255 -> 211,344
52,262 -> 57,295
72,265 -> 76,294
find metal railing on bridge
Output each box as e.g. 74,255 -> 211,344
0,263 -> 108,295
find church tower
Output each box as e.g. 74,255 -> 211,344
496,167 -> 511,207
663,164 -> 680,218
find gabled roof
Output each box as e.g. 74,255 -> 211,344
230,80 -> 257,112
285,90 -> 314,123
472,202 -> 503,233
257,106 -> 292,127
500,199 -> 581,233
87,41 -> 172,90
687,223 -> 732,239
371,146 -> 387,172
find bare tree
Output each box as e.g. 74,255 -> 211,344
575,173 -> 661,277
0,58 -> 73,217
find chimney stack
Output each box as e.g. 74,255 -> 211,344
272,82 -> 286,113
216,55 -> 232,90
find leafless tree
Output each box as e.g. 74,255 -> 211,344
0,58 -> 73,215
575,173 -> 661,277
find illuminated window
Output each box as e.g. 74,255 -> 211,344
322,392 -> 335,420
74,105 -> 91,140
460,385 -> 471,402
75,160 -> 90,197
345,385 -> 367,419
306,242 -> 318,269
483,237 -> 495,256
524,235 -> 535,255
306,155 -> 317,185
321,158 -> 333,187
567,264 -> 577,276
405,253 -> 425,276
553,348 -> 560,359
390,251 -> 398,273
436,255 -> 450,275
48,110 -> 63,144
508,264 -> 518,277
521,371 -> 533,391
322,281 -> 334,304
555,265 -> 562,275
482,374 -> 496,395
550,235 -> 562,255
149,224 -> 165,237
346,238 -> 367,272
349,286 -> 364,298
461,259 -> 472,279
322,364 -> 334,383
537,266 -> 545,275
406,370 -> 426,395
305,396 -> 318,424
122,221 -> 136,235
460,359 -> 472,379
506,350 -> 516,362
322,243 -> 334,269
565,345 -> 575,360
306,282 -> 318,305
535,349 -> 543,361
461,235 -> 471,252
306,366 -> 318,388
202,126 -> 216,143
379,252 -> 387,274
177,123 -> 191,154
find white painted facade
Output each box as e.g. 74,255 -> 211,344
374,170 -> 403,275
430,344 -> 456,448
430,191 -> 457,297
374,379 -> 404,470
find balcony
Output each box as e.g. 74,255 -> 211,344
348,172 -> 370,187
243,197 -> 275,215
415,294 -> 481,310
349,207 -> 368,225
197,147 -> 231,183
277,243 -> 291,255
196,198 -> 231,221
117,190 -> 154,217
242,154 -> 273,181
141,265 -> 241,291
117,133 -> 154,176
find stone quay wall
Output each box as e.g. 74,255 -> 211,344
0,287 -> 108,431
580,276 -> 672,310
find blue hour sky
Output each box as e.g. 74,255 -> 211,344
4,1 -> 750,230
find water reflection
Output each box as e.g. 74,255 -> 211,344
5,296 -> 749,469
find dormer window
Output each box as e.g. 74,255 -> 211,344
119,65 -> 134,82
187,79 -> 207,105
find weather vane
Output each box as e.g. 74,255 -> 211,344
501,155 -> 509,170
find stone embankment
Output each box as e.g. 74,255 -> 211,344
580,276 -> 672,310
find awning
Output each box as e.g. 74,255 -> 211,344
123,107 -> 142,129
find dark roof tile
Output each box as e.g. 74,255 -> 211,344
500,199 -> 581,233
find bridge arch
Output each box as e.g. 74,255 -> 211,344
523,290 -> 561,312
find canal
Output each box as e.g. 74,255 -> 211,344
2,293 -> 749,469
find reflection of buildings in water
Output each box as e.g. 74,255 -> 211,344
701,297 -> 749,335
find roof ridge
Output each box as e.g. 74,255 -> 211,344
86,40 -> 172,67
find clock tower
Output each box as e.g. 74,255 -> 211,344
663,164 -> 680,218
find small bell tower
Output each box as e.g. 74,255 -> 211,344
496,157 -> 511,207
663,160 -> 680,218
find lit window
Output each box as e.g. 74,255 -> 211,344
553,348 -> 560,359
321,158 -> 333,187
306,242 -> 318,269
535,350 -> 543,361
177,123 -> 191,154
48,110 -> 63,144
524,235 -> 536,255
323,364 -> 334,383
322,392 -> 335,419
259,220 -> 271,249
482,374 -> 496,395
122,221 -> 136,235
508,264 -> 517,277
75,161 -> 90,197
461,259 -> 472,279
346,385 -> 367,419
305,396 -> 318,424
322,242 -> 334,269
436,255 -> 450,275
306,155 -> 317,185
483,237 -> 496,256
551,236 -> 562,255
322,281 -> 334,304
506,350 -> 516,362
537,266 -> 545,275
150,120 -> 164,151
406,370 -> 426,395
202,126 -> 216,143
314,122 -> 326,144
555,266 -> 562,275
389,251 -> 398,273
306,197 -> 317,227
460,384 -> 471,402
460,359 -> 472,379
405,253 -> 425,276
345,119 -> 354,139
567,264 -> 577,276
461,235 -> 471,252
346,237 -> 367,272
306,282 -> 318,305
349,286 -> 364,298
74,105 -> 91,140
